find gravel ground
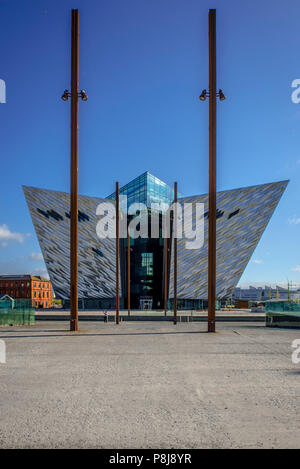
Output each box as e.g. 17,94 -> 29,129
0,321 -> 299,449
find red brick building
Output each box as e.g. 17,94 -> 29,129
0,275 -> 54,308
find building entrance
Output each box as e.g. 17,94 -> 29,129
140,298 -> 153,310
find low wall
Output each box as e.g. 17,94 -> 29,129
35,310 -> 266,322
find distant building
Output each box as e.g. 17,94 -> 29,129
0,275 -> 54,308
234,285 -> 300,302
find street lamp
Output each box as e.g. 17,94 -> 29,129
61,89 -> 69,101
61,89 -> 88,102
199,89 -> 208,101
199,9 -> 226,333
61,9 -> 88,332
199,89 -> 226,102
218,89 -> 226,101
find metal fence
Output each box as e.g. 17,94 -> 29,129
0,299 -> 35,326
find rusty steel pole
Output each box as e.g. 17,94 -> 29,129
127,226 -> 130,316
208,9 -> 217,333
173,182 -> 178,325
70,9 -> 79,332
116,182 -> 120,325
164,226 -> 168,317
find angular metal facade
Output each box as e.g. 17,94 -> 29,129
23,177 -> 288,304
23,186 -> 117,300
169,180 -> 288,300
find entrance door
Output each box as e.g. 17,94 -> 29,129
140,298 -> 153,310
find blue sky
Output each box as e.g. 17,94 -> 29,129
0,0 -> 299,287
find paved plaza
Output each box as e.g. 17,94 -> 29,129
0,321 -> 299,448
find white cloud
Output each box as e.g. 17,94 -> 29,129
292,266 -> 300,272
288,217 -> 300,225
0,224 -> 31,246
32,267 -> 49,279
29,252 -> 43,261
252,259 -> 264,264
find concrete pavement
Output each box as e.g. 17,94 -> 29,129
0,321 -> 299,448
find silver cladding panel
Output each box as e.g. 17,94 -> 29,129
23,186 -> 117,300
169,181 -> 288,300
